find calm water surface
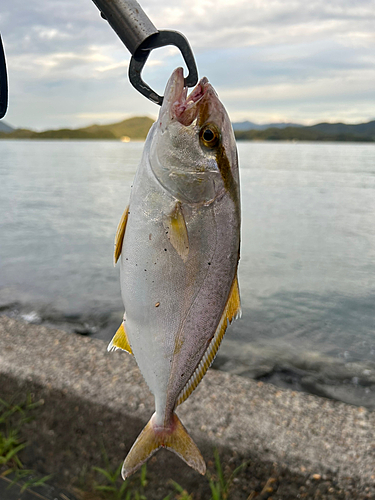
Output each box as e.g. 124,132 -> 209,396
1,140 -> 375,400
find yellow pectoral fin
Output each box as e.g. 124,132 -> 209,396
177,275 -> 241,406
163,202 -> 189,262
114,205 -> 129,265
107,322 -> 133,355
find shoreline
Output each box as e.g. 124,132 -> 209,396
1,304 -> 375,411
0,315 -> 374,498
213,339 -> 375,411
1,137 -> 375,144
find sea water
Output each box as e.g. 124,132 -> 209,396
1,140 -> 374,407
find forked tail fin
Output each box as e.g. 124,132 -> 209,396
122,412 -> 206,479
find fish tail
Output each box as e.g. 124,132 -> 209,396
121,412 -> 206,479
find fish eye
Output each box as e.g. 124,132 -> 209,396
203,129 -> 214,142
199,123 -> 220,148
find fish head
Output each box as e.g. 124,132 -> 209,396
149,68 -> 239,205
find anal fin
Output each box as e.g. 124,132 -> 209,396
107,321 -> 133,355
114,205 -> 129,265
177,275 -> 241,406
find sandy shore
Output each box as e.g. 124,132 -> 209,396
0,316 -> 374,498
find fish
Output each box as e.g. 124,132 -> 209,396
109,67 -> 241,479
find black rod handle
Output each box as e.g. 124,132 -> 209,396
0,34 -> 8,119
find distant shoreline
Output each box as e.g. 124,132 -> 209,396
1,116 -> 375,142
1,136 -> 374,143
235,126 -> 375,143
0,137 -> 145,142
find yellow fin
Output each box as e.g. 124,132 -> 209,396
163,202 -> 189,262
177,275 -> 241,406
107,322 -> 133,355
114,205 -> 129,265
122,412 -> 206,479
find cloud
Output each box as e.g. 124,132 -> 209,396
1,0 -> 375,128
147,0 -> 375,50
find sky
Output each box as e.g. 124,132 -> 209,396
1,0 -> 375,130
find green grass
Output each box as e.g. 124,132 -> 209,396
0,395 -> 52,491
0,394 -> 39,469
169,479 -> 193,500
0,429 -> 25,468
93,463 -> 132,500
168,448 -> 248,500
91,444 -> 149,500
91,448 -> 248,500
1,396 -> 250,500
207,449 -> 248,500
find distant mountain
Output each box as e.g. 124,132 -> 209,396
0,116 -> 154,140
309,120 -> 375,138
235,121 -> 375,142
80,116 -> 154,139
2,116 -> 375,143
0,120 -> 14,133
232,120 -> 303,131
232,121 -> 260,131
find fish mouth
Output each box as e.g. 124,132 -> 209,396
163,68 -> 217,127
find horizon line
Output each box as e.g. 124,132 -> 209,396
1,115 -> 375,133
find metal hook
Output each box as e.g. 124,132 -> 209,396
91,0 -> 198,105
129,31 -> 198,105
0,34 -> 8,119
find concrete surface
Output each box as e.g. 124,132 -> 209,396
0,316 -> 374,496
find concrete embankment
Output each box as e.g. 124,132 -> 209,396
0,316 -> 374,498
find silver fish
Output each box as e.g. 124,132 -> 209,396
109,67 -> 241,478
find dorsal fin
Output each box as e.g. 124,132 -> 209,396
163,202 -> 189,262
107,321 -> 133,355
114,205 -> 129,265
177,275 -> 241,406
